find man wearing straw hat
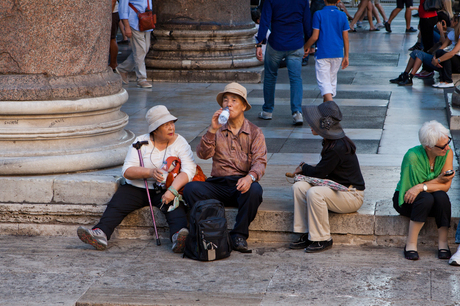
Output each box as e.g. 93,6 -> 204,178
183,83 -> 268,253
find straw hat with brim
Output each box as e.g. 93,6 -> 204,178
146,105 -> 178,133
216,82 -> 252,111
302,101 -> 345,140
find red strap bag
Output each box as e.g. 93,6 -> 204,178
129,1 -> 156,32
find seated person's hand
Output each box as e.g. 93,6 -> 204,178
404,184 -> 423,204
236,175 -> 253,194
161,190 -> 175,205
150,168 -> 165,182
438,170 -> 455,183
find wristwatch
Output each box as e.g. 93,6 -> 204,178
423,184 -> 428,192
249,174 -> 256,182
438,58 -> 441,64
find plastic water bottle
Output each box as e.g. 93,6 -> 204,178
218,107 -> 230,125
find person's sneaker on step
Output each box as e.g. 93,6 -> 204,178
289,233 -> 312,249
137,80 -> 152,88
171,228 -> 189,253
231,234 -> 251,253
449,245 -> 460,266
398,73 -> 413,86
305,239 -> 333,253
258,110 -> 273,120
292,111 -> 303,125
77,226 -> 108,250
390,72 -> 407,84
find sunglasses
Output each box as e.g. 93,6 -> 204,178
434,137 -> 451,150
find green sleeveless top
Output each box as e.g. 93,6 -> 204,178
395,145 -> 449,206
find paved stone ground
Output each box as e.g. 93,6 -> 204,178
1,236 -> 459,306
2,6 -> 460,306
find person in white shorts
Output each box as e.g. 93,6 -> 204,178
303,0 -> 349,102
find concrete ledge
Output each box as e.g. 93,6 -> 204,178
0,167 -> 458,246
142,67 -> 263,83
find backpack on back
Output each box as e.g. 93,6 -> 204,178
184,199 -> 232,261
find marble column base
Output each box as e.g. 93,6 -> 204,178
0,89 -> 135,175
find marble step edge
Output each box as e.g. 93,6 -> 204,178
1,203 -> 458,242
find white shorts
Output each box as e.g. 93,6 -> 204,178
315,57 -> 343,97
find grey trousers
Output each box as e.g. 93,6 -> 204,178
118,27 -> 151,81
292,181 -> 364,241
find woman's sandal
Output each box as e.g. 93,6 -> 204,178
438,248 -> 451,260
404,246 -> 419,260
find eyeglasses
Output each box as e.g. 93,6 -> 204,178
434,137 -> 451,150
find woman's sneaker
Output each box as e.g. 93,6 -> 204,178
77,226 -> 108,250
390,72 -> 407,84
171,228 -> 189,253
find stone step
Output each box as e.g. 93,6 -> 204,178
1,164 -> 458,246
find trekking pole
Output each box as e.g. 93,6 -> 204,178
132,141 -> 161,246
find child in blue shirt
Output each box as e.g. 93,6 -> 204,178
303,0 -> 350,102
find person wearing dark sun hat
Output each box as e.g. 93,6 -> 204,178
289,101 -> 365,253
183,82 -> 267,253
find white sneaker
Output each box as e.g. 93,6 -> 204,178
432,82 -> 442,88
77,226 -> 108,250
292,111 -> 303,125
449,245 -> 460,266
171,228 -> 189,253
137,80 -> 152,88
376,23 -> 384,28
437,82 -> 454,88
258,111 -> 273,120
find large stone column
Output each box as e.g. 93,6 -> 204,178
0,0 -> 134,175
145,0 -> 262,82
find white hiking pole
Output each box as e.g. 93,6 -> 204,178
133,140 -> 161,246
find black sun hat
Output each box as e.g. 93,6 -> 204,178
302,101 -> 345,140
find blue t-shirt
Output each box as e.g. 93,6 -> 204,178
256,0 -> 312,52
312,6 -> 349,59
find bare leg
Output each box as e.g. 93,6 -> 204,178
406,220 -> 424,251
387,7 -> 402,24
375,3 -> 387,22
367,1 -> 376,29
405,7 -> 412,29
109,38 -> 118,70
350,0 -> 370,29
410,57 -> 423,74
323,93 -> 333,102
404,57 -> 416,73
372,4 -> 382,24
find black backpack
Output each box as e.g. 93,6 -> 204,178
184,199 -> 232,261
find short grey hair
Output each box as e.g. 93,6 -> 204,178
418,120 -> 449,148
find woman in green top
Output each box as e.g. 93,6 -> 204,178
393,120 -> 455,260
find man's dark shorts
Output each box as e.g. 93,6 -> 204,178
396,0 -> 413,9
111,12 -> 120,40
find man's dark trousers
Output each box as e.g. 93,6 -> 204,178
183,176 -> 263,239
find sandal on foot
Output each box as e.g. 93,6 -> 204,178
404,246 -> 419,260
438,248 -> 451,260
369,28 -> 380,31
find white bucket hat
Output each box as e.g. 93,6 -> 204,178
145,105 -> 178,133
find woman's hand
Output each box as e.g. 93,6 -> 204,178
432,56 -> 443,68
150,168 -> 165,182
404,184 -> 423,204
438,170 -> 455,184
161,190 -> 175,205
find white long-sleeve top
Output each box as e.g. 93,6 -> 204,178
122,134 -> 197,189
